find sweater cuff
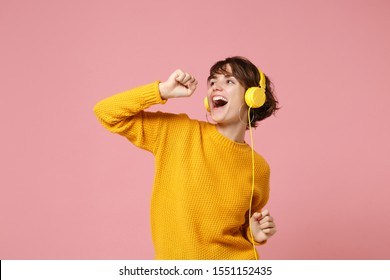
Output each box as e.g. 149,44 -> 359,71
141,80 -> 167,108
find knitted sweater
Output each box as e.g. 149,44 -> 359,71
93,81 -> 270,259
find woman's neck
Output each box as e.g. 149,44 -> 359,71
216,122 -> 247,143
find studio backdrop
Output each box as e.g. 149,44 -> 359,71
1,0 -> 389,259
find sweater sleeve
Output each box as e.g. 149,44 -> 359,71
243,165 -> 271,246
93,81 -> 167,153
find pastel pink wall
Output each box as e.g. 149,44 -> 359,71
1,0 -> 389,259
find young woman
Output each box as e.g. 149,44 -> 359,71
94,56 -> 279,260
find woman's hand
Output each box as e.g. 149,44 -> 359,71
159,69 -> 198,100
250,209 -> 277,244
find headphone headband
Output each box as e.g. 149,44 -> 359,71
258,68 -> 266,91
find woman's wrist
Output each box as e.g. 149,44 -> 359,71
158,82 -> 168,100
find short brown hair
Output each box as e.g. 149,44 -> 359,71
209,56 -> 279,128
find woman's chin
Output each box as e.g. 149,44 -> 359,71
210,114 -> 224,124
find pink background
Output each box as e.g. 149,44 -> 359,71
1,0 -> 389,259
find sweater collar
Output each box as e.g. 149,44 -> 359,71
205,122 -> 252,152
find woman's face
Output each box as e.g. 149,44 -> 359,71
207,64 -> 247,126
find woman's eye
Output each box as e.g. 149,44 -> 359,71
227,79 -> 234,84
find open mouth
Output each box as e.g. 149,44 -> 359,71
212,95 -> 228,109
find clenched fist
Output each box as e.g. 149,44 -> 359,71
159,69 -> 198,100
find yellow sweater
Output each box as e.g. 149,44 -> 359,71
94,81 -> 270,259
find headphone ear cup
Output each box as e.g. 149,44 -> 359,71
245,87 -> 266,108
204,96 -> 211,112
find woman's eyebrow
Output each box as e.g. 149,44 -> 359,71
207,73 -> 235,81
207,75 -> 216,82
224,74 -> 235,79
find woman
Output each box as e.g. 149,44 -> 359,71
94,56 -> 278,259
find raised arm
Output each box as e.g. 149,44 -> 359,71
93,70 -> 197,152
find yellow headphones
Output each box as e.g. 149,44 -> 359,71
204,68 -> 267,111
